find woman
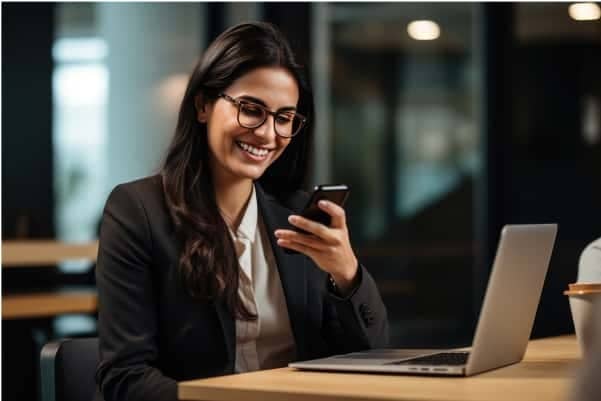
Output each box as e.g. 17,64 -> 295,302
95,22 -> 388,401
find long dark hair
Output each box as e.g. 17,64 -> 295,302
161,22 -> 314,319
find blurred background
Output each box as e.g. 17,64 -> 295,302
2,2 -> 601,400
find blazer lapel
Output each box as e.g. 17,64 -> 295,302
255,184 -> 308,358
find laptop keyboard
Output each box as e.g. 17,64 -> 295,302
392,352 -> 470,366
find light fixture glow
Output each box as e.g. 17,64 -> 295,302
568,3 -> 601,21
407,20 -> 440,41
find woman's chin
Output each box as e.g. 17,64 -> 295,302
231,164 -> 267,181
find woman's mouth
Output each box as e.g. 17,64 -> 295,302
235,140 -> 271,160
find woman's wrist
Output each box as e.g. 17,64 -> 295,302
330,261 -> 360,296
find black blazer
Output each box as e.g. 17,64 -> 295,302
95,175 -> 389,401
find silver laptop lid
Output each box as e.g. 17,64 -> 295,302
466,224 -> 557,375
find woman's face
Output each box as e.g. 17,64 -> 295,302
198,67 -> 299,185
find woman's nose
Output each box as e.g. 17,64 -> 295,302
252,115 -> 276,138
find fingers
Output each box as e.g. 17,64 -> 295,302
275,229 -> 330,251
287,215 -> 331,238
317,200 -> 346,229
276,206 -> 357,280
276,238 -> 318,257
287,201 -> 347,234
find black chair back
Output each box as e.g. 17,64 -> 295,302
40,337 -> 99,401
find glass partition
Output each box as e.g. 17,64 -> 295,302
313,3 -> 483,346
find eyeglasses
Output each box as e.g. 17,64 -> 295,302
218,93 -> 306,138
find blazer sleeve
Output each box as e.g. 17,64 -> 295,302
322,264 -> 390,353
95,183 -> 177,401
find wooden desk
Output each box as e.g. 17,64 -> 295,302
2,240 -> 98,267
179,336 -> 580,401
2,290 -> 98,319
2,240 -> 99,319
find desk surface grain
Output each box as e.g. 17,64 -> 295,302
2,240 -> 98,267
2,291 -> 98,319
178,336 -> 580,401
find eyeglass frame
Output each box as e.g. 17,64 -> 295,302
218,93 -> 307,138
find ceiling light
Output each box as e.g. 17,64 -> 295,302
568,3 -> 601,21
407,20 -> 440,41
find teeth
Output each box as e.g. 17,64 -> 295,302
237,141 -> 269,157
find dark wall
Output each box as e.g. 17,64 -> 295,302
264,3 -> 312,73
482,3 -> 601,338
205,3 -> 312,74
509,42 -> 601,337
2,3 -> 55,239
2,5 -> 56,401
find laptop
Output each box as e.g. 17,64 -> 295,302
290,224 -> 558,376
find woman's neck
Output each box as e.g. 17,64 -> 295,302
213,176 -> 254,231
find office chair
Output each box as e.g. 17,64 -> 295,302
40,337 -> 99,401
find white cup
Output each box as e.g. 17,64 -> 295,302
577,238 -> 601,282
565,284 -> 601,354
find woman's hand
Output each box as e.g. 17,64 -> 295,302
274,200 -> 359,294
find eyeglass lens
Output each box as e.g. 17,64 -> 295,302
238,102 -> 302,137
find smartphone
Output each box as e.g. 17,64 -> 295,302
283,184 -> 350,254
297,184 -> 350,228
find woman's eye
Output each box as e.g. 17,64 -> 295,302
276,114 -> 294,124
241,104 -> 264,117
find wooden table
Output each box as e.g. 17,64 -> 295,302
2,290 -> 98,319
2,240 -> 98,267
2,240 -> 99,319
179,336 -> 580,401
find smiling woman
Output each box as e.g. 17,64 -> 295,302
94,22 -> 389,401
198,67 -> 300,185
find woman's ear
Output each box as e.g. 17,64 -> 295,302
194,94 -> 210,123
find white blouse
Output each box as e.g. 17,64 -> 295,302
229,186 -> 297,373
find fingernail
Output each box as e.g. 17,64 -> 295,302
319,200 -> 328,207
288,215 -> 297,223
